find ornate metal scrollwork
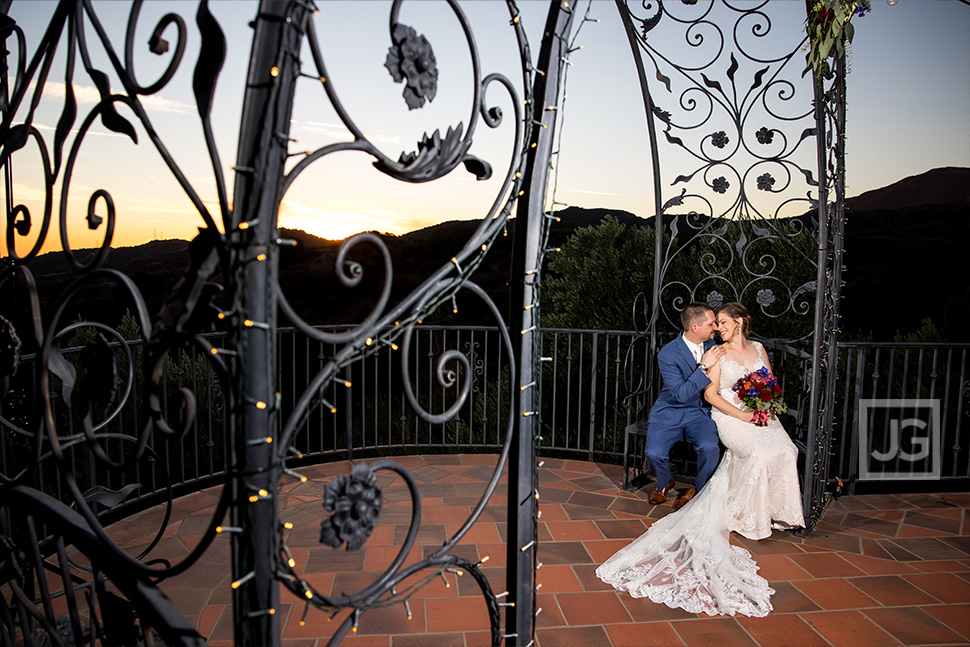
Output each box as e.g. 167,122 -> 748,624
0,1 -> 243,644
264,2 -> 575,642
618,0 -> 822,342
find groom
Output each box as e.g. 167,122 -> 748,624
645,302 -> 723,509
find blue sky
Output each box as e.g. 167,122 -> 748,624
2,0 -> 968,253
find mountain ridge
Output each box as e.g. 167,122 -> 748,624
9,166 -> 968,341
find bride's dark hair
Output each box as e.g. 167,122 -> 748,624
716,302 -> 752,336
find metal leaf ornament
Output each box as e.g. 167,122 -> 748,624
320,463 -> 383,551
384,23 -> 438,110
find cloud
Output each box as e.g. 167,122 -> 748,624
572,188 -> 622,197
290,119 -> 402,147
26,80 -> 193,113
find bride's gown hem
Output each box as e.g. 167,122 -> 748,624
595,342 -> 804,618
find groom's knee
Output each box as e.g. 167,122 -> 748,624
693,434 -> 719,457
644,443 -> 668,465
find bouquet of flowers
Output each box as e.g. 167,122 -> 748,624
732,366 -> 787,427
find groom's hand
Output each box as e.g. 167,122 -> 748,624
700,346 -> 723,367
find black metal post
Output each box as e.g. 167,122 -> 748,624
615,0 -> 665,370
229,1 -> 309,644
506,1 -> 573,644
805,25 -> 847,527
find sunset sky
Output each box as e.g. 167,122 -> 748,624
3,0 -> 968,256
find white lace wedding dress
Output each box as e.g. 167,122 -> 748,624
595,342 -> 804,617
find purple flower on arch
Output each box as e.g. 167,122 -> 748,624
385,23 -> 439,110
757,173 -> 776,191
712,176 -> 730,194
755,127 -> 774,145
711,131 -> 729,149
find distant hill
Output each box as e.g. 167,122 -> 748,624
11,167 -> 969,342
846,167 -> 969,212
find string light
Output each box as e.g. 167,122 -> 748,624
284,467 -> 308,482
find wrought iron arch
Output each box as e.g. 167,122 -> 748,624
0,0 -> 848,645
614,0 -> 847,529
0,0 -> 574,645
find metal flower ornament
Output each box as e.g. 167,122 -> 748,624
320,463 -> 384,551
385,23 -> 439,110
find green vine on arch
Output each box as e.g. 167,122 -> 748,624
806,0 -> 871,75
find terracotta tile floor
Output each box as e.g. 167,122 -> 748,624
119,455 -> 970,646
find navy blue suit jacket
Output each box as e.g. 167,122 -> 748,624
647,335 -> 717,426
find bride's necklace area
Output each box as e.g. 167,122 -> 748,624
722,339 -> 758,371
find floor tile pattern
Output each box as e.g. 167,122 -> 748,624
114,455 -> 970,646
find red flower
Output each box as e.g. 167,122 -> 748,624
772,384 -> 782,395
759,390 -> 772,402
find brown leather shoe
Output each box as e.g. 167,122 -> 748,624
648,477 -> 676,505
673,486 -> 697,510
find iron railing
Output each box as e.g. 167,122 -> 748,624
832,342 -> 970,491
16,330 -> 965,524
5,326 -> 655,519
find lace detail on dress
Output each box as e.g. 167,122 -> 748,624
596,341 -> 804,617
595,467 -> 774,617
711,341 -> 804,539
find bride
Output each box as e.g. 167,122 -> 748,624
595,302 -> 804,617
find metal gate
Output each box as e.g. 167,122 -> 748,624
0,1 -> 844,645
615,0 -> 847,529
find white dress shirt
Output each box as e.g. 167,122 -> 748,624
682,334 -> 704,364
